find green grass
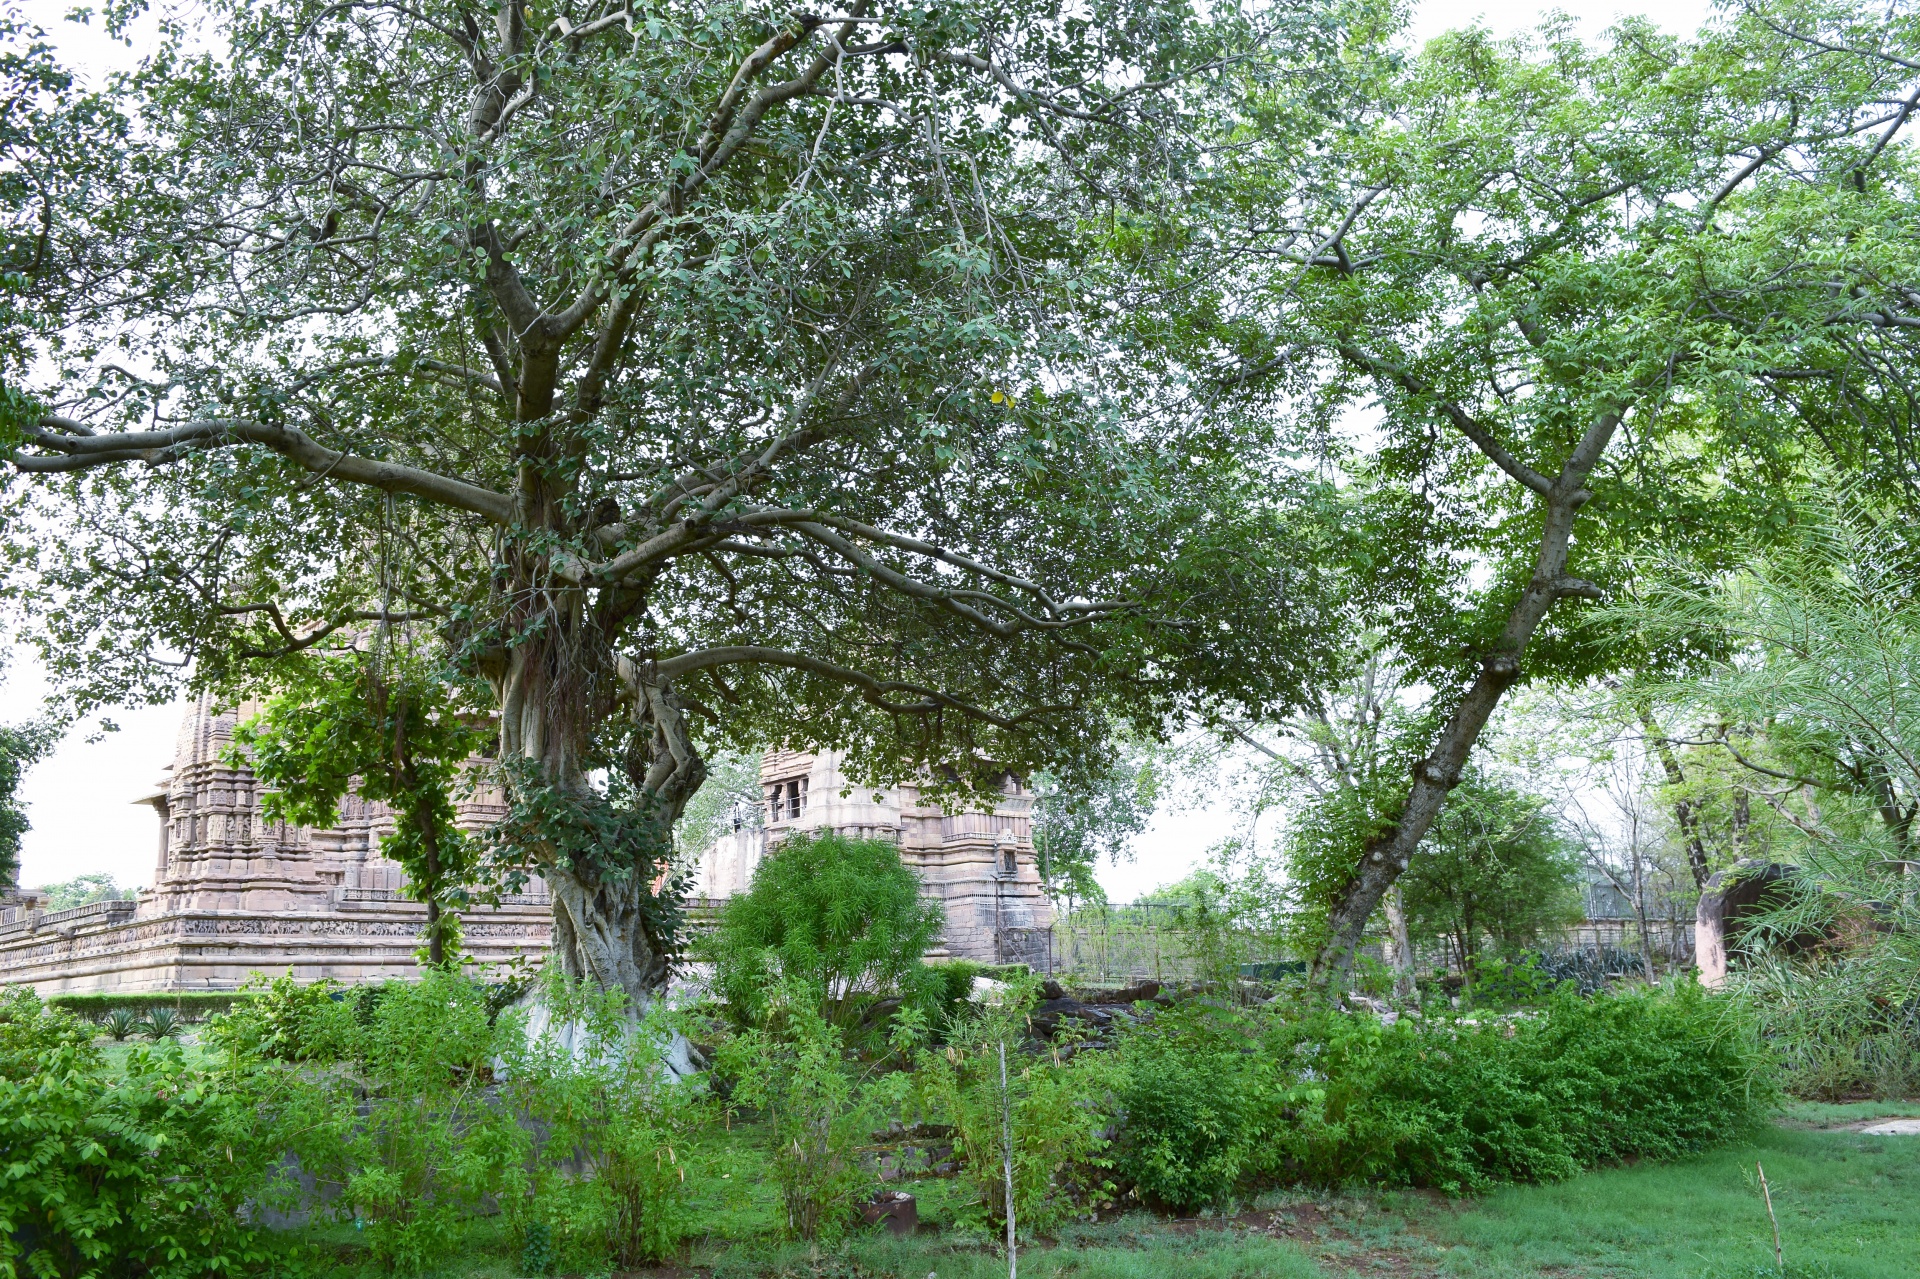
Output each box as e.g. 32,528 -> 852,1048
1371,1124 -> 1920,1279
1777,1098 -> 1920,1128
700,1232 -> 1324,1279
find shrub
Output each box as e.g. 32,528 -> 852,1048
48,992 -> 245,1023
223,971 -> 528,1275
701,831 -> 943,1026
142,1006 -> 184,1041
324,973 -> 526,1272
204,970 -> 357,1063
1259,982 -> 1774,1193
0,988 -> 276,1278
722,985 -> 876,1241
1112,1005 -> 1267,1211
103,1007 -> 139,1042
500,971 -> 707,1268
912,976 -> 1111,1233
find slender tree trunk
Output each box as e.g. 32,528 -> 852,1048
1639,706 -> 1712,891
1630,843 -> 1656,981
1385,882 -> 1417,1002
1311,416 -> 1619,988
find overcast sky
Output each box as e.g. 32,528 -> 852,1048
4,0 -> 1718,897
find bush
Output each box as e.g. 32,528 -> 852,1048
1261,982 -> 1774,1193
212,971 -> 529,1274
142,1007 -> 184,1041
203,970 -> 357,1062
49,992 -> 245,1023
911,975 -> 1112,1233
306,973 -> 526,1273
701,831 -> 944,1026
0,988 -> 277,1278
722,985 -> 877,1241
1112,1005 -> 1267,1211
102,1007 -> 139,1042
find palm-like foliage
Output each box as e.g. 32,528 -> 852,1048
1621,500 -> 1920,1095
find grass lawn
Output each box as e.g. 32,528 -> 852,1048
1340,1109 -> 1920,1279
280,1108 -> 1920,1278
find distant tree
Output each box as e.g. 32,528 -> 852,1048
1398,775 -> 1584,974
0,719 -> 56,892
673,749 -> 765,869
33,872 -> 130,913
1031,743 -> 1164,910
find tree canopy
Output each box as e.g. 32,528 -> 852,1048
0,0 -> 1365,999
1109,0 -> 1920,980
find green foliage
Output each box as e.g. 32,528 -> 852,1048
674,749 -> 764,862
0,988 -> 276,1279
500,971 -> 709,1268
1264,984 -> 1775,1194
911,977 -> 1112,1233
101,1008 -> 137,1043
217,971 -> 528,1274
1399,775 -> 1586,971
29,875 -> 129,915
703,832 -> 944,1027
1278,783 -> 1403,958
232,656 -> 486,965
1111,1005 -> 1272,1212
0,720 -> 56,893
4,0 -> 1355,1010
140,1007 -> 182,1042
204,971 -> 356,1063
47,992 -> 242,1023
1617,500 -> 1920,1098
721,986 -> 878,1241
1032,743 -> 1165,908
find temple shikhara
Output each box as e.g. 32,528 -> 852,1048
0,700 -> 1052,993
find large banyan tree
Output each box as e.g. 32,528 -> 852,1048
2,0 -> 1361,1002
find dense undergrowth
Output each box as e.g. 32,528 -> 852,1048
0,963 -> 1774,1279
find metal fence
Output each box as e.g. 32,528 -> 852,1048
999,902 -> 1698,982
998,901 -> 1294,983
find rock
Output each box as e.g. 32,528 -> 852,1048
1027,996 -> 1115,1039
970,976 -> 1010,1004
1093,979 -> 1162,1005
862,1191 -> 918,1235
1696,859 -> 1807,990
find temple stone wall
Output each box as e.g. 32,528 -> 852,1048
0,700 -> 1054,993
691,749 -> 1054,963
0,694 -> 550,994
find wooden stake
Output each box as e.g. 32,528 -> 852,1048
1000,1041 -> 1016,1279
1757,1162 -> 1782,1274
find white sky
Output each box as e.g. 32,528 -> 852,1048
3,0 -> 1718,896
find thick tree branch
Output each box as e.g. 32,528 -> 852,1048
15,416 -> 516,524
645,645 -> 1050,729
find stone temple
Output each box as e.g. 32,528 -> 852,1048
0,699 -> 1052,993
